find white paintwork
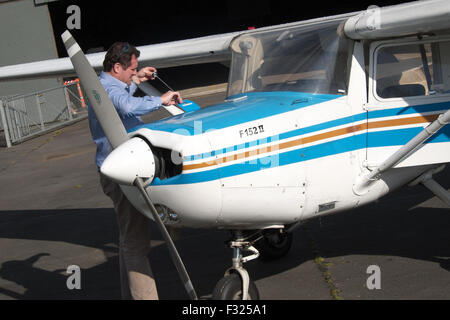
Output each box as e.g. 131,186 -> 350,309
61,30 -> 71,43
67,43 -> 81,58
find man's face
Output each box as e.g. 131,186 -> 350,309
115,54 -> 138,85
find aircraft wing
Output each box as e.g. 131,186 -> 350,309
0,9 -> 358,83
344,0 -> 450,40
3,0 -> 450,83
0,31 -> 242,82
0,10 -> 353,82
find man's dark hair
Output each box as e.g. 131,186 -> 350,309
103,42 -> 140,72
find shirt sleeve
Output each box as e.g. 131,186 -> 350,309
129,82 -> 138,95
105,82 -> 162,117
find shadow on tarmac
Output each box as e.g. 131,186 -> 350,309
0,208 -> 121,299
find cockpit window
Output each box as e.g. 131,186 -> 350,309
375,40 -> 450,99
227,19 -> 351,97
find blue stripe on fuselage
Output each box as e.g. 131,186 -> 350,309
184,101 -> 450,161
138,92 -> 449,186
151,125 -> 450,186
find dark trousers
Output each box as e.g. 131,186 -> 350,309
99,173 -> 158,300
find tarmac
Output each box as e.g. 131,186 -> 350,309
0,81 -> 449,300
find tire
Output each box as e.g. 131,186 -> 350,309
255,229 -> 293,261
212,273 -> 260,300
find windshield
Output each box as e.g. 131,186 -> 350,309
227,19 -> 351,97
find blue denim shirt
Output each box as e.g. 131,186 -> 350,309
88,71 -> 162,168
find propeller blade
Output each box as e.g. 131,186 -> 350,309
61,30 -> 128,149
102,138 -> 198,299
62,30 -> 198,300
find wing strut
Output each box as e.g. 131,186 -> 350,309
409,165 -> 450,207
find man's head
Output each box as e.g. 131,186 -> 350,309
103,42 -> 140,85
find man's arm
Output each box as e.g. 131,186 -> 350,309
106,84 -> 162,117
132,66 -> 184,106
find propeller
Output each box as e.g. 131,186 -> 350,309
61,30 -> 198,300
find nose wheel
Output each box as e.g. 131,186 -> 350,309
212,273 -> 259,300
212,228 -> 294,300
212,230 -> 261,300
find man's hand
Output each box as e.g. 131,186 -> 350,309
132,66 -> 157,85
160,91 -> 184,106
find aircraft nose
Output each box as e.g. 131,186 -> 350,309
100,137 -> 156,185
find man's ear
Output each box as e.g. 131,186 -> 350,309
112,62 -> 123,74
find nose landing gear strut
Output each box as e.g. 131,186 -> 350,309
212,228 -> 294,300
212,231 -> 261,300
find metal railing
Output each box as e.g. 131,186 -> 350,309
0,82 -> 88,147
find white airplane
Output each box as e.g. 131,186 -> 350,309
1,0 -> 449,300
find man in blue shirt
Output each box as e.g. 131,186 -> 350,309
89,43 -> 182,168
90,42 -> 183,300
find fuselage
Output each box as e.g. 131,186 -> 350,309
117,17 -> 450,230
122,89 -> 449,229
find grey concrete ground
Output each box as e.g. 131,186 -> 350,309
0,89 -> 449,300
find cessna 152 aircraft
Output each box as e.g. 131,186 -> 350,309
1,0 -> 449,300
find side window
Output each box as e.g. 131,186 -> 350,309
375,40 -> 450,99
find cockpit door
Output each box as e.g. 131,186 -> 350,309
365,37 -> 450,169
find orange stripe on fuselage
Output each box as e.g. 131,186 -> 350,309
182,114 -> 438,171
